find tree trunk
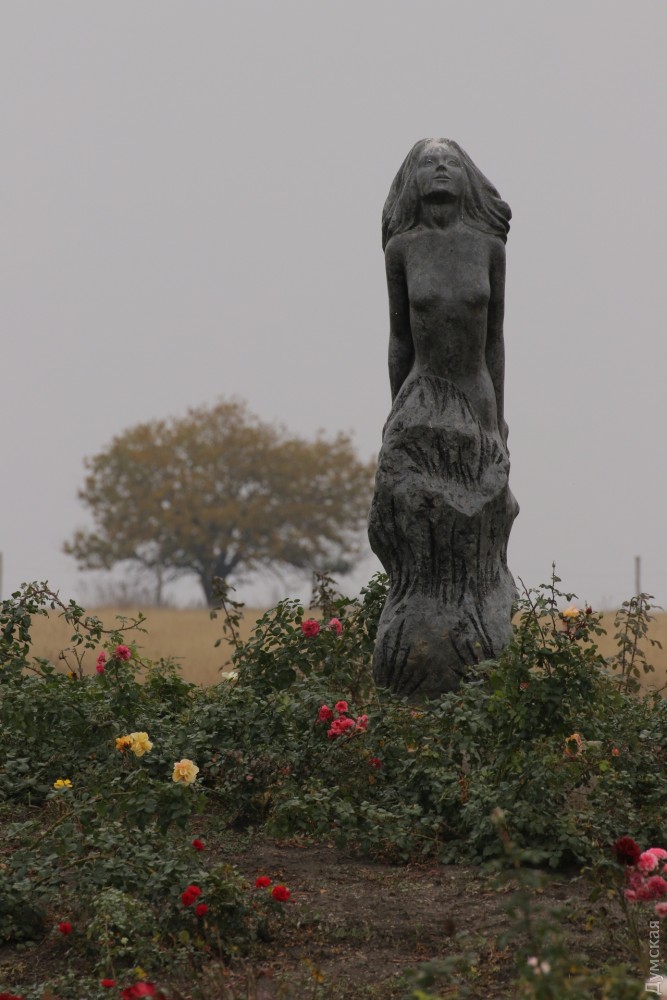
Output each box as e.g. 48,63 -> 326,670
200,572 -> 218,606
200,554 -> 237,606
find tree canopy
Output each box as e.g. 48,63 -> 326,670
64,400 -> 376,604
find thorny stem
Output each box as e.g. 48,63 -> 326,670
211,577 -> 243,654
615,881 -> 648,977
516,577 -> 549,668
625,596 -> 643,691
32,851 -> 105,888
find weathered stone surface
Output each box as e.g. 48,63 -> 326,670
368,138 -> 518,699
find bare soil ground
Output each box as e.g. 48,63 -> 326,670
0,826 -> 626,1000
209,839 -> 618,999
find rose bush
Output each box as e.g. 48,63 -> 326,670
1,570 -> 667,996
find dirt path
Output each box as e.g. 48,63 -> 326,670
214,838 -> 616,999
0,832 -> 624,1000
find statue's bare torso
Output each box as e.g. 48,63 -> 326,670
385,222 -> 506,443
386,223 -> 504,446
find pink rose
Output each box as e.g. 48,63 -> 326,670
328,617 -> 343,635
355,715 -> 368,731
334,701 -> 349,714
301,619 -> 320,638
647,848 -> 667,861
317,705 -> 334,723
638,851 -> 660,874
327,717 -> 356,739
627,870 -> 644,890
647,876 -> 667,899
115,644 -> 131,661
624,889 -> 638,902
655,902 -> 667,919
96,652 -> 107,674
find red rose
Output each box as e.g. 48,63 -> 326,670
195,903 -> 209,917
271,885 -> 291,902
613,836 -> 642,866
317,705 -> 334,723
368,756 -> 382,770
180,884 -> 202,906
255,875 -> 272,888
301,619 -> 320,637
191,838 -> 205,852
121,985 -> 158,1000
334,700 -> 349,714
101,980 -> 116,989
115,644 -> 131,661
58,921 -> 72,935
0,994 -> 26,1000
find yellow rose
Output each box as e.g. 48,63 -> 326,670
563,732 -> 583,759
560,605 -> 580,621
115,735 -> 133,752
53,778 -> 72,789
128,732 -> 153,757
172,758 -> 200,785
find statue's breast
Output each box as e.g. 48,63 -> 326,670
406,264 -> 490,315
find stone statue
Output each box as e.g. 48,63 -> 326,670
368,138 -> 519,699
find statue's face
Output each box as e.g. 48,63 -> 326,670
416,142 -> 463,200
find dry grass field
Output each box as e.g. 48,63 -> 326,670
564,611 -> 667,691
28,605 -> 268,686
26,603 -> 667,690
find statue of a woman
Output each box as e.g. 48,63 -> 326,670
368,138 -> 519,699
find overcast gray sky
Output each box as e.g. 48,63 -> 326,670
2,1 -> 666,609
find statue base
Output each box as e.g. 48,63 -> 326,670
368,372 -> 518,700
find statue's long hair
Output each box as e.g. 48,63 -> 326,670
382,138 -> 511,250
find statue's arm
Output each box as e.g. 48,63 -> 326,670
385,239 -> 414,402
486,240 -> 508,447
